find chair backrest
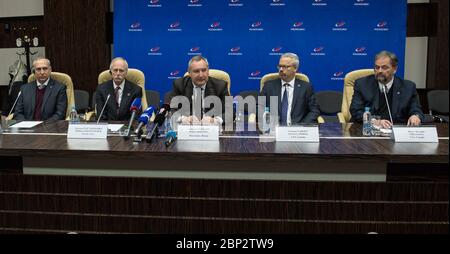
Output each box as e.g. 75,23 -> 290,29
74,89 -> 90,112
316,90 -> 343,115
183,69 -> 231,95
28,71 -> 75,118
427,90 -> 449,114
97,68 -> 148,109
340,69 -> 374,122
145,90 -> 161,108
260,73 -> 310,92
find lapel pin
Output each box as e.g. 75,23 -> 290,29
127,93 -> 131,96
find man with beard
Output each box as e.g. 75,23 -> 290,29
350,50 -> 423,128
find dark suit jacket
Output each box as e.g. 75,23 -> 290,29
166,76 -> 229,116
95,80 -> 143,121
350,75 -> 424,123
261,78 -> 320,124
14,78 -> 67,121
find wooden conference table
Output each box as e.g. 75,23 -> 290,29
0,121 -> 448,233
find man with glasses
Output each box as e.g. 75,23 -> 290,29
95,57 -> 142,121
261,53 -> 319,125
14,57 -> 67,121
350,50 -> 423,128
166,55 -> 229,124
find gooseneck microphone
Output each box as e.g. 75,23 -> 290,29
145,104 -> 170,142
164,129 -> 177,147
7,91 -> 22,118
96,94 -> 111,124
123,98 -> 142,137
382,85 -> 394,126
134,106 -> 155,135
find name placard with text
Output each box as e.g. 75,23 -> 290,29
276,126 -> 320,142
177,125 -> 219,141
392,126 -> 438,143
67,123 -> 108,139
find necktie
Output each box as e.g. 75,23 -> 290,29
37,83 -> 45,90
280,84 -> 289,125
115,86 -> 121,115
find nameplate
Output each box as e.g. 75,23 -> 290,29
392,126 -> 438,143
67,123 -> 108,139
177,125 -> 219,141
276,126 -> 320,142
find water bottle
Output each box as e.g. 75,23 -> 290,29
262,106 -> 271,135
362,106 -> 371,136
69,106 -> 79,123
163,111 -> 173,133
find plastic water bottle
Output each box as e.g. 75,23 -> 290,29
262,106 -> 271,135
163,111 -> 173,133
362,106 -> 371,136
69,106 -> 79,123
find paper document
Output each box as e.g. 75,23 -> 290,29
9,121 -> 43,128
108,124 -> 124,132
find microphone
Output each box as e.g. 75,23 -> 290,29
134,106 -> 155,135
381,85 -> 394,125
96,94 -> 111,124
7,91 -> 21,118
145,104 -> 171,142
123,98 -> 142,137
164,129 -> 177,147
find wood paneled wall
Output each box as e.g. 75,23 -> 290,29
43,0 -> 110,95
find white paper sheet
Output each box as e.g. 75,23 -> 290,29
9,121 -> 43,128
108,124 -> 124,132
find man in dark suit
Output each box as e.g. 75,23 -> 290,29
95,57 -> 142,121
261,53 -> 319,125
350,50 -> 423,128
167,56 -> 229,124
14,57 -> 67,121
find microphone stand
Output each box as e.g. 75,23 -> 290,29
382,85 -> 394,126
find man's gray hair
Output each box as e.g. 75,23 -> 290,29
375,50 -> 398,67
188,55 -> 209,72
110,57 -> 129,71
33,57 -> 51,67
280,53 -> 300,69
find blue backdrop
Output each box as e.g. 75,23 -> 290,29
114,0 -> 406,99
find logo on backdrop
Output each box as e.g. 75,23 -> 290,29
188,46 -> 202,56
269,46 -> 283,56
168,22 -> 182,32
208,21 -> 223,32
248,70 -> 262,80
188,0 -> 202,7
270,0 -> 286,7
148,46 -> 162,56
228,0 -> 243,7
332,21 -> 347,31
128,22 -> 142,32
312,0 -> 327,6
311,46 -> 326,56
353,47 -> 367,56
291,21 -> 306,31
374,21 -> 389,31
331,71 -> 345,81
354,0 -> 370,6
249,21 -> 264,32
148,0 -> 162,7
168,70 -> 181,80
228,47 -> 243,56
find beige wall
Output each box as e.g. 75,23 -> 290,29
0,0 -> 43,18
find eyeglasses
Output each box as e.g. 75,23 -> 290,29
374,65 -> 392,71
277,65 -> 295,70
111,68 -> 126,73
34,67 -> 49,72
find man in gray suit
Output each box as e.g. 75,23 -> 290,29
261,53 -> 319,125
14,57 -> 67,121
95,57 -> 142,121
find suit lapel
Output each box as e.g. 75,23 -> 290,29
274,79 -> 282,116
41,79 -> 53,114
370,78 -> 380,112
119,81 -> 132,117
291,79 -> 304,113
391,77 -> 401,117
29,81 -> 37,117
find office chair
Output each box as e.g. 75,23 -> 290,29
315,90 -> 343,123
74,89 -> 90,113
427,90 -> 449,123
338,69 -> 374,123
145,89 -> 161,108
